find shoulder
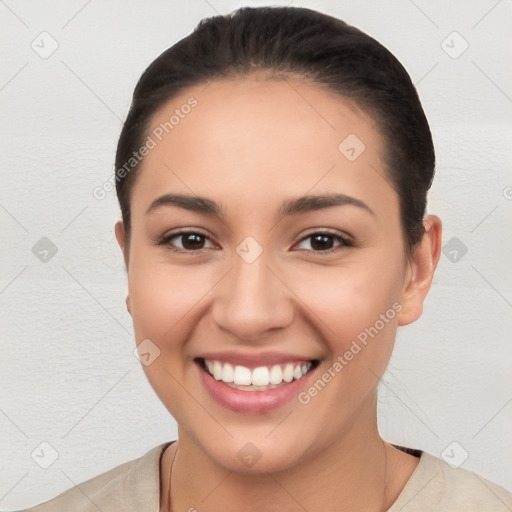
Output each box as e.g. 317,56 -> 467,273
16,443 -> 171,512
390,450 -> 512,511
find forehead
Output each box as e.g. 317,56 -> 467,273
131,76 -> 396,220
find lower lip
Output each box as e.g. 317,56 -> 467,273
197,362 -> 317,414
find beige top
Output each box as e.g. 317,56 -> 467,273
18,442 -> 512,511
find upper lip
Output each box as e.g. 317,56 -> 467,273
196,351 -> 318,369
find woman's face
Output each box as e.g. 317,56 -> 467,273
117,75 -> 423,473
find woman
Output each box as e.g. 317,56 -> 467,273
19,5 -> 512,512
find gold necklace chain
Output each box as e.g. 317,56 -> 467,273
167,442 -> 179,512
380,441 -> 390,512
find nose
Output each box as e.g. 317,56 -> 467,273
211,251 -> 294,341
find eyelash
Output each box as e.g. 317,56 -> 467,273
155,229 -> 354,255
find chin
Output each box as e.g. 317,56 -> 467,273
192,429 -> 311,476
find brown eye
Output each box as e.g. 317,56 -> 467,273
295,232 -> 352,253
310,234 -> 335,251
179,233 -> 206,250
158,231 -> 215,252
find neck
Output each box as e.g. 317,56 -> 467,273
160,404 -> 419,512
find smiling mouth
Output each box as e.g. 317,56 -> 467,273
196,357 -> 319,391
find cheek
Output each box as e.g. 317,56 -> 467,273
286,260 -> 402,423
127,250 -> 215,341
127,252 -> 216,421
288,258 -> 403,345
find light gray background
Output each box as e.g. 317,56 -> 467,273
1,0 -> 511,509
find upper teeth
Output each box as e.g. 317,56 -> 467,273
204,359 -> 312,386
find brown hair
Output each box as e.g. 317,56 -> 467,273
115,6 -> 435,251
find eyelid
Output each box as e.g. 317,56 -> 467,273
154,228 -> 217,251
297,227 -> 352,240
292,229 -> 354,253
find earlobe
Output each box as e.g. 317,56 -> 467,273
115,220 -> 129,270
116,221 -> 131,315
398,215 -> 442,326
115,220 -> 125,249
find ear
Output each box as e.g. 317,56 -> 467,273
115,220 -> 132,315
115,220 -> 129,270
397,215 -> 442,326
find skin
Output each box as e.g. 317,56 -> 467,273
115,74 -> 442,512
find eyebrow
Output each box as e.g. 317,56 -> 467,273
146,192 -> 375,218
